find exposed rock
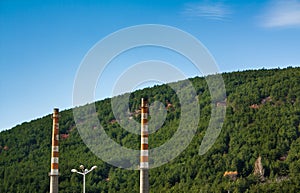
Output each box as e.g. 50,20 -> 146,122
254,156 -> 265,181
216,101 -> 227,107
60,134 -> 69,140
279,154 -> 287,161
261,96 -> 272,104
223,171 -> 238,180
250,104 -> 260,109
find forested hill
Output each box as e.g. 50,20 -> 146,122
1,67 -> 300,192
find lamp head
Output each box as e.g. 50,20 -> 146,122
71,169 -> 78,173
91,166 -> 97,170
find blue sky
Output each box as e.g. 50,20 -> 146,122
0,0 -> 300,131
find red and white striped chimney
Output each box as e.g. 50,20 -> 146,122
50,108 -> 59,193
140,98 -> 149,193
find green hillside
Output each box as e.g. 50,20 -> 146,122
1,67 -> 300,193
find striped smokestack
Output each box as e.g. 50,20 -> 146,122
140,98 -> 149,193
50,108 -> 59,193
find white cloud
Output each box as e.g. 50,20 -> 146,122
262,0 -> 300,28
182,2 -> 231,21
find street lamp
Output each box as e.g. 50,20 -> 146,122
71,165 -> 97,193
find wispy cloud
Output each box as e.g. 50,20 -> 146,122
182,2 -> 232,21
261,0 -> 300,28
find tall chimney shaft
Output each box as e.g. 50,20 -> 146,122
140,98 -> 149,193
50,108 -> 59,193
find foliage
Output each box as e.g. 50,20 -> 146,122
0,67 -> 300,192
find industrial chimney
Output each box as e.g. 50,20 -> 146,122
140,98 -> 149,193
49,108 -> 59,193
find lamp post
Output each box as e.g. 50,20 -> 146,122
71,165 -> 97,193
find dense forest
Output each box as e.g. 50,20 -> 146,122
0,67 -> 300,192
